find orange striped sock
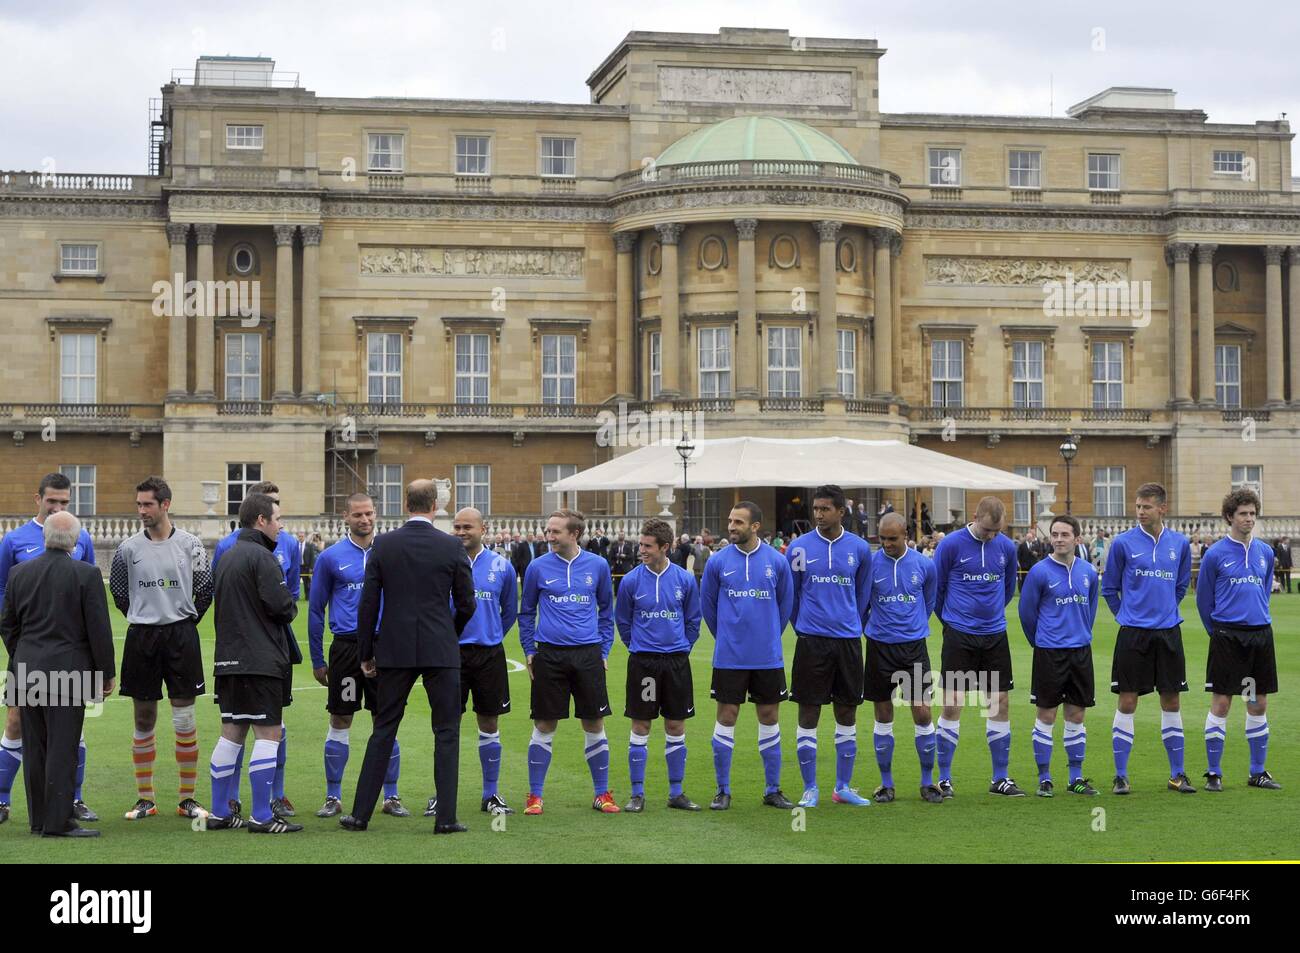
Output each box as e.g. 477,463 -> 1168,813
132,731 -> 156,801
176,727 -> 199,800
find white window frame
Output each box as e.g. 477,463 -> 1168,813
1011,340 -> 1045,408
1093,466 -> 1126,517
1091,341 -> 1124,409
455,464 -> 491,515
928,148 -> 962,187
836,329 -> 856,398
367,332 -> 403,404
540,136 -> 576,177
541,334 -> 576,405
454,333 -> 490,404
542,464 -> 578,516
697,326 -> 732,398
624,490 -> 644,518
225,462 -> 262,517
1014,465 -> 1047,526
1087,153 -> 1121,191
456,135 -> 491,176
1231,465 -> 1263,509
649,331 -> 662,400
1215,344 -> 1241,409
1008,150 -> 1041,189
367,133 -> 404,173
224,332 -> 261,401
1212,150 -> 1245,175
59,332 -> 97,404
931,339 -> 964,408
766,326 -> 802,398
59,464 -> 96,516
226,124 -> 264,150
367,463 -> 404,518
59,243 -> 98,275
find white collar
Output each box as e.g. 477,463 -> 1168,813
407,516 -> 434,526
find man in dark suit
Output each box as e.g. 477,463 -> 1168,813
531,534 -> 547,560
298,531 -> 321,599
1016,527 -> 1041,593
0,511 -> 115,837
341,479 -> 476,834
510,532 -> 532,580
607,531 -> 637,594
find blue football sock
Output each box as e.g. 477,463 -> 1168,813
527,728 -> 554,797
711,722 -> 735,794
1204,712 -> 1226,776
1245,715 -> 1269,775
665,733 -> 687,798
323,727 -> 349,801
272,724 -> 287,800
915,723 -> 936,787
796,726 -> 818,790
1032,718 -> 1054,782
758,723 -> 782,794
209,736 -> 241,814
383,739 -> 400,800
1063,723 -> 1086,784
584,731 -> 610,796
1112,711 -> 1135,777
1160,711 -> 1185,777
74,735 -> 86,801
833,724 -> 857,789
936,717 -> 960,783
478,731 -> 502,800
986,719 -> 1011,782
873,721 -> 895,788
628,731 -> 648,797
248,739 -> 278,823
0,735 -> 21,804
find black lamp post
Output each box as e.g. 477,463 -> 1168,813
676,429 -> 695,536
1059,435 -> 1078,515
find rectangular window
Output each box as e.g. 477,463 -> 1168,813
1008,150 -> 1041,189
456,135 -> 491,175
767,326 -> 802,398
366,332 -> 402,404
931,339 -> 964,408
698,326 -> 732,398
367,133 -> 404,172
1093,466 -> 1126,517
1215,344 -> 1241,409
1230,465 -> 1263,509
59,465 -> 95,516
1213,151 -> 1245,174
542,463 -> 578,516
540,137 -> 576,177
454,333 -> 490,404
837,329 -> 856,398
649,331 -> 662,400
1011,340 -> 1045,408
59,332 -> 96,404
59,243 -> 98,275
226,462 -> 262,517
1091,341 -> 1123,409
624,490 -> 643,518
541,334 -> 576,404
224,333 -> 261,401
928,148 -> 962,187
226,125 -> 264,150
456,464 -> 491,515
1087,153 -> 1120,191
1014,465 -> 1047,527
366,464 -> 404,518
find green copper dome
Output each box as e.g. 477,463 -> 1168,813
655,116 -> 859,166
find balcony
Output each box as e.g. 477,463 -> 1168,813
613,160 -> 903,194
341,401 -> 613,432
215,401 -> 275,416
0,171 -> 153,195
907,406 -> 1170,436
760,397 -> 824,413
0,403 -> 164,434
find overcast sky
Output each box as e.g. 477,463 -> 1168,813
2,0 -> 1296,174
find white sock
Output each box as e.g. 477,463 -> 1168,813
914,722 -> 935,738
834,724 -> 856,742
1160,711 -> 1182,732
937,716 -> 962,736
529,728 -> 555,750
712,722 -> 735,744
326,727 -> 350,745
629,731 -> 649,747
1113,711 -> 1135,735
873,721 -> 894,737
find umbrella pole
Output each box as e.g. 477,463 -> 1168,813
914,491 -> 921,544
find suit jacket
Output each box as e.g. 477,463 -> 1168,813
357,518 -> 475,668
510,540 -> 533,576
0,549 -> 115,692
608,540 -> 637,575
301,541 -> 321,571
531,540 -> 547,559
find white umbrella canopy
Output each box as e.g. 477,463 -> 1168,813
548,436 -> 1045,492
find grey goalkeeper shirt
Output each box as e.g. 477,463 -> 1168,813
110,526 -> 213,625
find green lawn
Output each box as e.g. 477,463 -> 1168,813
4,587 -> 1297,863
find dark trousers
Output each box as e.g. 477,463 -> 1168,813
351,666 -> 460,824
19,703 -> 85,834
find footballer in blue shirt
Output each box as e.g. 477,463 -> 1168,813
1196,488 -> 1280,791
0,472 -> 99,826
701,502 -> 795,810
614,518 -> 702,813
786,485 -> 874,808
1100,482 -> 1195,796
932,496 -> 1023,798
1019,515 -> 1100,797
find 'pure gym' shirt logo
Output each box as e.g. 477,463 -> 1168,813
959,571 -> 1001,583
50,883 -> 151,933
809,573 -> 853,586
726,587 -> 773,600
137,577 -> 180,589
1134,568 -> 1175,580
1054,592 -> 1088,607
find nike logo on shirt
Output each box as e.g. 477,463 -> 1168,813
805,558 -> 820,564
723,570 -> 737,576
874,577 -> 887,583
339,564 -> 351,570
24,546 -> 39,554
1048,582 -> 1060,589
959,557 -> 972,563
545,578 -> 559,584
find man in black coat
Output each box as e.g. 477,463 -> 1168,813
531,534 -> 547,560
1275,537 -> 1293,593
1016,527 -> 1041,593
0,512 -> 115,837
341,479 -> 475,834
510,532 -> 532,580
607,531 -> 637,594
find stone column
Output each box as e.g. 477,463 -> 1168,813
299,225 -> 322,397
734,219 -> 759,399
1264,245 -> 1285,407
1196,244 -> 1217,407
1165,242 -> 1193,407
613,231 -> 636,401
870,227 -> 894,397
273,224 -> 297,399
193,223 -> 217,398
655,223 -> 683,399
890,233 -> 903,404
814,220 -> 842,398
862,230 -> 875,394
1289,247 -> 1300,407
165,223 -> 190,398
